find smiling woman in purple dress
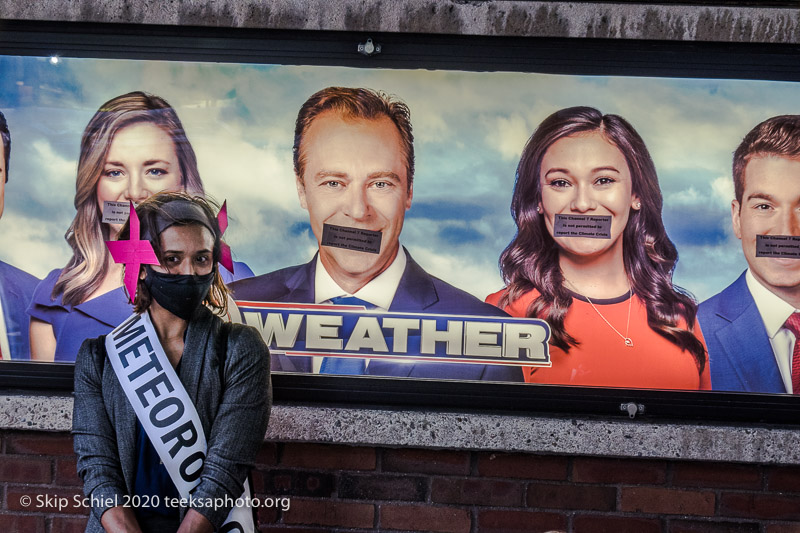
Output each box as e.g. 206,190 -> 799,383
28,91 -> 253,362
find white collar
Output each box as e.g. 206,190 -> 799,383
0,293 -> 9,360
745,269 -> 798,338
314,248 -> 407,311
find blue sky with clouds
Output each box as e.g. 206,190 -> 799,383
1,55 -> 799,301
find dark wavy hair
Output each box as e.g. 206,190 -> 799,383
116,192 -> 229,315
498,106 -> 705,371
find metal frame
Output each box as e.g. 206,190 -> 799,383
1,19 -> 799,423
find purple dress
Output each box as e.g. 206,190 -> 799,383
28,261 -> 254,363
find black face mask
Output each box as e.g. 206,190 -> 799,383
143,266 -> 215,320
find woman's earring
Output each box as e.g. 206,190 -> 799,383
536,206 -> 543,214
633,202 -> 641,210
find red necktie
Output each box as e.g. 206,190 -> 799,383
782,313 -> 800,394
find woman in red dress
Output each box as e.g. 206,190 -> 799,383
487,106 -> 709,390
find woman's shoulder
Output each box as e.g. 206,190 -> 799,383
485,288 -> 505,307
31,269 -> 64,303
225,322 -> 268,353
76,335 -> 108,357
485,287 -> 541,317
74,335 -> 111,378
217,322 -> 270,381
28,269 -> 68,321
200,309 -> 267,357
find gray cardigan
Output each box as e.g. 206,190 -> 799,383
72,306 -> 271,532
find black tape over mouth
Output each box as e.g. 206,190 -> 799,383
553,214 -> 612,239
756,234 -> 800,258
321,223 -> 382,254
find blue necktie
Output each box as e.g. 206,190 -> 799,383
319,296 -> 374,375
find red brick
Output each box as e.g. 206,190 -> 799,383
669,519 -> 760,533
339,473 -> 427,501
672,463 -> 762,489
477,453 -> 568,481
380,504 -> 470,533
527,483 -> 616,511
259,469 -> 335,497
255,443 -> 278,466
432,477 -> 523,506
7,487 -> 87,514
572,457 -> 665,484
251,469 -> 266,493
6,433 -> 74,456
768,466 -> 800,493
621,487 -> 714,516
0,456 -> 51,483
283,499 -> 374,528
55,458 -> 81,487
720,493 -> 800,520
50,516 -> 89,533
383,448 -> 470,476
573,514 -> 661,533
766,524 -> 800,533
0,514 -> 45,533
280,443 -> 376,471
477,509 -> 567,533
260,525 -> 331,533
257,506 -> 279,524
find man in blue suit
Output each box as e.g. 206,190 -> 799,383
0,110 -> 39,360
231,87 -> 521,382
698,115 -> 800,393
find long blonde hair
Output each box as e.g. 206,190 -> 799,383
55,91 -> 205,306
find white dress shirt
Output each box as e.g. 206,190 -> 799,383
311,249 -> 407,372
0,297 -> 9,360
745,269 -> 797,393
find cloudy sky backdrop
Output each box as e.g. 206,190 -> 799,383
1,55 -> 799,301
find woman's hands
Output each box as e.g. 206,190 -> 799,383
100,505 -> 143,533
177,509 -> 214,533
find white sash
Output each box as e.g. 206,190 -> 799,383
105,312 -> 255,533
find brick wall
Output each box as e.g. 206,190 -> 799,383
1,430 -> 799,533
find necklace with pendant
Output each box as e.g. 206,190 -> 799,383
567,280 -> 634,348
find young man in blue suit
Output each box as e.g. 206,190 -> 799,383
0,110 -> 39,360
231,87 -> 521,382
698,115 -> 800,393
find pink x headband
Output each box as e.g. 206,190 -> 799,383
106,200 -> 234,302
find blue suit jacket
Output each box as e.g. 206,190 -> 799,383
230,250 -> 523,382
0,261 -> 40,360
697,271 -> 786,393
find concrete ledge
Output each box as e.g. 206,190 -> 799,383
3,393 -> 799,465
0,1 -> 799,44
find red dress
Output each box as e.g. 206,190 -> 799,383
486,289 -> 710,390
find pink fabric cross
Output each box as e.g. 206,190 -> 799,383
218,200 -> 234,274
106,202 -> 160,302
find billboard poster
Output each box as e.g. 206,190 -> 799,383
1,52 -> 799,394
